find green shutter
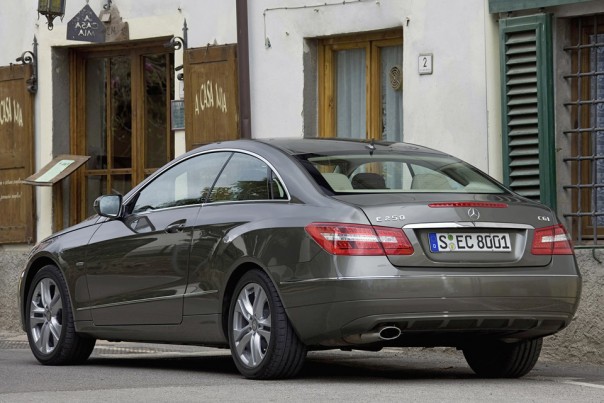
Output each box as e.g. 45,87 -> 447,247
500,14 -> 556,209
489,0 -> 592,14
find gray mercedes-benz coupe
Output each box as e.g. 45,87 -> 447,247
19,138 -> 581,379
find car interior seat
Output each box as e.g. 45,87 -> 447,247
351,172 -> 388,189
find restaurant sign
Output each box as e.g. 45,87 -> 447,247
0,64 -> 34,243
184,45 -> 240,150
67,4 -> 106,43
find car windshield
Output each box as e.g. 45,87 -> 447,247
296,151 -> 506,194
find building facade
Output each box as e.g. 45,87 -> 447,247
0,0 -> 602,362
488,0 -> 604,363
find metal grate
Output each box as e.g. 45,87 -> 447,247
563,14 -> 604,245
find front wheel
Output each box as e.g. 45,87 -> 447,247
463,338 -> 543,378
228,269 -> 306,379
26,265 -> 96,365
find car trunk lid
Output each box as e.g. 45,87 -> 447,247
332,193 -> 554,267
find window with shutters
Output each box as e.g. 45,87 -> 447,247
563,14 -> 604,244
499,14 -> 556,209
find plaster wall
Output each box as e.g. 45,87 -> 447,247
1,0 -> 500,241
0,2 -> 39,67
246,0 -> 498,177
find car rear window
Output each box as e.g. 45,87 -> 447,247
295,151 -> 506,194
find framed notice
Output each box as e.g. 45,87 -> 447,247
24,155 -> 90,186
171,100 -> 185,130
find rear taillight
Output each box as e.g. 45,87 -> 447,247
531,224 -> 573,255
305,223 -> 414,256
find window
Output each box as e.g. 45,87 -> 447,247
319,30 -> 403,141
70,40 -> 174,222
132,152 -> 231,213
298,152 -> 505,194
208,153 -> 287,202
564,15 -> 604,244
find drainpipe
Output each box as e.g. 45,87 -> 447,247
236,0 -> 252,139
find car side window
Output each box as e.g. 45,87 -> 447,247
208,153 -> 283,202
132,152 -> 231,213
271,175 -> 288,200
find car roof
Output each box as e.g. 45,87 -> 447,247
256,137 -> 448,156
179,138 -> 457,166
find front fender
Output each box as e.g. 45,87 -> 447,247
19,223 -> 101,331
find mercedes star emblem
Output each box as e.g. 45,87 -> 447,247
468,208 -> 480,220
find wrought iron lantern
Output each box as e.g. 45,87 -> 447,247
37,0 -> 66,30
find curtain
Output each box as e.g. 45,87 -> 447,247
336,49 -> 366,138
381,45 -> 404,142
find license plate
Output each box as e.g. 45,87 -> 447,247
428,232 -> 512,253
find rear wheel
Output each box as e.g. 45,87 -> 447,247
228,269 -> 307,379
463,338 -> 543,378
26,265 -> 96,365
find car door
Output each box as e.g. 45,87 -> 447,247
85,152 -> 231,325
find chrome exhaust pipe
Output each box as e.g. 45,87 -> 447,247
378,326 -> 401,340
343,326 -> 401,344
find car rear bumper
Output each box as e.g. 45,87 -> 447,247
280,274 -> 581,346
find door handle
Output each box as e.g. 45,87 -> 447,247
166,222 -> 186,233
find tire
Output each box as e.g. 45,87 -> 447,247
228,269 -> 307,379
463,337 -> 543,378
25,265 -> 96,365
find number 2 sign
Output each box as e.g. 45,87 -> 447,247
418,53 -> 433,75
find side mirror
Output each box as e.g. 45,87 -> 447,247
93,195 -> 123,218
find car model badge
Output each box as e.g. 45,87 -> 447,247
467,208 -> 480,220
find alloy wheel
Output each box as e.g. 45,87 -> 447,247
29,278 -> 63,354
231,282 -> 272,368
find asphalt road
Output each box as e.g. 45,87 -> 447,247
1,336 -> 603,402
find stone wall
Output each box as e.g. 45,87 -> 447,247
0,245 -> 29,333
541,248 -> 604,364
1,245 -> 602,364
